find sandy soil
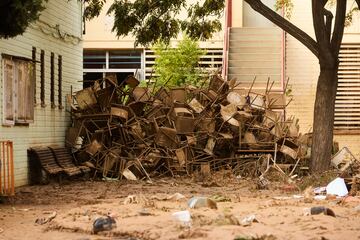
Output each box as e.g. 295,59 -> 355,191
1,175 -> 360,240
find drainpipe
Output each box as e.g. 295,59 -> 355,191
222,0 -> 232,80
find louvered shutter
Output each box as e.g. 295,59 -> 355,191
334,43 -> 360,132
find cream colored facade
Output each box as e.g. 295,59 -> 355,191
83,0 -> 225,82
83,0 -> 225,49
0,0 -> 83,186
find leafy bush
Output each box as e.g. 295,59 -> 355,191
152,37 -> 206,88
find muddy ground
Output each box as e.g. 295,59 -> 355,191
1,174 -> 360,240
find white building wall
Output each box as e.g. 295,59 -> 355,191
0,0 -> 83,186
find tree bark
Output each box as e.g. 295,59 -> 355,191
310,65 -> 339,173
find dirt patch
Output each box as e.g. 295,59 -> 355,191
1,178 -> 360,240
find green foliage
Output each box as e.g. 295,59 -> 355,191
182,0 -> 224,40
0,0 -> 46,38
83,0 -> 106,20
107,0 -> 224,46
152,38 -> 205,88
274,0 -> 294,19
345,6 -> 359,27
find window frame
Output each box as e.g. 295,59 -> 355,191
83,49 -> 142,80
2,54 -> 35,126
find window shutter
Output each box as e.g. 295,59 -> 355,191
2,59 -> 15,125
334,43 -> 360,132
27,62 -> 35,121
16,61 -> 26,121
15,60 -> 34,123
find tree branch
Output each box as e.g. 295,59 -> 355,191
323,8 -> 333,41
244,0 -> 319,57
331,0 -> 347,57
312,1 -> 329,49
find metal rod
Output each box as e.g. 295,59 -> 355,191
247,76 -> 257,96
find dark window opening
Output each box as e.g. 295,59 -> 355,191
58,55 -> 63,109
114,72 -> 134,84
83,50 -> 106,69
109,50 -> 141,69
83,72 -> 103,88
50,52 -> 55,108
40,50 -> 45,107
32,47 -> 36,104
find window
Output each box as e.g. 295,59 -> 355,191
109,50 -> 141,69
144,48 -> 223,80
83,49 -> 143,87
334,43 -> 360,132
83,50 -> 106,69
2,55 -> 35,125
83,49 -> 142,70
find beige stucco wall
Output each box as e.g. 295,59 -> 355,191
83,0 -> 225,49
231,1 -> 244,27
232,0 -> 278,28
0,0 -> 83,186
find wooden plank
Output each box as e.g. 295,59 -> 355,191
3,59 -> 15,124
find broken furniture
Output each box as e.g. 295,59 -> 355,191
65,74 -> 308,181
28,146 -> 89,183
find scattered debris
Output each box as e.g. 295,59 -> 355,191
57,74 -> 307,181
124,195 -> 138,205
331,147 -> 357,172
35,211 -> 57,225
326,178 -> 348,197
240,214 -> 259,226
211,194 -> 232,202
273,195 -> 303,201
138,208 -> 153,216
234,234 -> 277,240
167,193 -> 186,201
314,195 -> 327,201
331,148 -> 360,196
172,210 -> 191,226
304,206 -> 336,217
93,214 -> 117,234
188,197 -> 218,209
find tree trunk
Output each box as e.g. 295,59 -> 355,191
310,66 -> 339,173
